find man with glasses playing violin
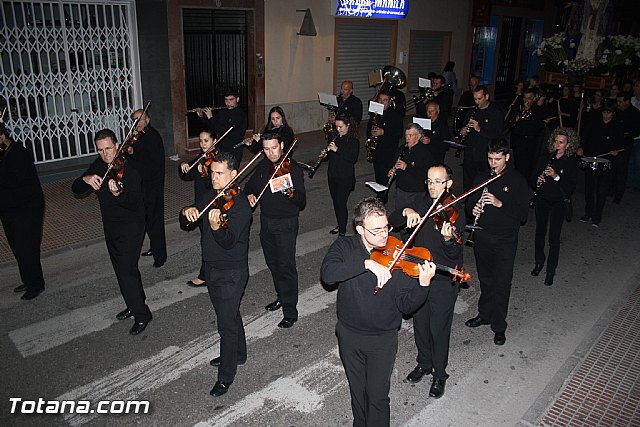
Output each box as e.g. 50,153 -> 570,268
321,197 -> 436,427
244,133 -> 306,329
72,129 -> 151,335
388,163 -> 465,399
179,152 -> 252,397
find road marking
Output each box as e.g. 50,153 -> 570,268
58,284 -> 335,427
9,227 -> 335,358
194,347 -> 345,427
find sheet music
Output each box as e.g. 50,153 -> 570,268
413,117 -> 431,130
317,92 -> 338,108
368,101 -> 384,115
365,181 -> 388,192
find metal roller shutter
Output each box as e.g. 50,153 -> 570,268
336,20 -> 395,122
408,32 -> 447,93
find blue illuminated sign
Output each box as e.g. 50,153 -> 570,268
335,0 -> 409,19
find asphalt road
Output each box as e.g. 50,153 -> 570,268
2,139 -> 639,427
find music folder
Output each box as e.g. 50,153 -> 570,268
365,181 -> 388,193
317,92 -> 338,108
412,117 -> 431,130
368,101 -> 384,116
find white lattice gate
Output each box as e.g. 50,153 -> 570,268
0,0 -> 142,164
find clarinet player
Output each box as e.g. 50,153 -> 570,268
530,128 -> 580,286
465,138 -> 528,346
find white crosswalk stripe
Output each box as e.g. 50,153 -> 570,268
8,226 -> 335,358
58,284 -> 335,426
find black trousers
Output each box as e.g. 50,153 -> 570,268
373,150 -> 396,186
197,222 -> 206,281
143,182 -> 167,263
328,175 -> 354,235
336,321 -> 397,427
534,197 -> 565,274
395,189 -> 422,212
1,204 -> 45,290
463,159 -> 489,193
260,215 -> 299,319
413,279 -> 457,380
473,231 -> 518,334
205,265 -> 248,383
104,220 -> 150,322
584,170 -> 611,223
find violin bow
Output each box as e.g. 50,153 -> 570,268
427,171 -> 504,220
186,126 -> 234,173
373,189 -> 445,295
253,138 -> 299,204
101,101 -> 151,184
191,150 -> 264,223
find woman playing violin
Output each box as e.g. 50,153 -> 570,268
178,129 -> 216,287
241,106 -> 295,154
387,163 -> 465,399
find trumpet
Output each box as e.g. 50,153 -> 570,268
186,106 -> 227,114
406,82 -> 453,111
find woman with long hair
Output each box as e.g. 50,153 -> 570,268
530,127 -> 580,286
326,113 -> 360,236
243,106 -> 295,152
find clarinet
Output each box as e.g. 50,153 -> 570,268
381,144 -> 407,199
455,106 -> 478,158
529,150 -> 558,208
465,168 -> 495,247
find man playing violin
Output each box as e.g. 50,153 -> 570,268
0,123 -> 46,300
178,129 -> 217,287
179,152 -> 252,398
321,197 -> 436,427
244,133 -> 306,328
126,109 -> 167,268
465,138 -> 528,346
389,163 -> 465,399
72,129 -> 151,335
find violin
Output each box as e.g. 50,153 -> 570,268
198,149 -> 218,178
432,191 -> 463,245
122,127 -> 147,152
272,158 -> 294,198
212,186 -> 239,228
371,235 -> 471,282
109,153 -> 127,193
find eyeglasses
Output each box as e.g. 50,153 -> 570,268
362,224 -> 393,236
426,179 -> 449,186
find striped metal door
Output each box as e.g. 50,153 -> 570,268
0,0 -> 142,163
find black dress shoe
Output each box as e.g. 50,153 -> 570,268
186,280 -> 206,287
531,263 -> 544,276
494,332 -> 506,345
265,300 -> 282,311
21,288 -> 44,300
329,226 -> 340,235
544,271 -> 555,286
465,316 -> 491,328
129,318 -> 151,335
405,366 -> 432,384
429,378 -> 446,399
209,356 -> 246,367
278,317 -> 297,328
116,308 -> 132,320
14,284 -> 29,293
210,380 -> 232,397
141,249 -> 153,257
153,260 -> 165,268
